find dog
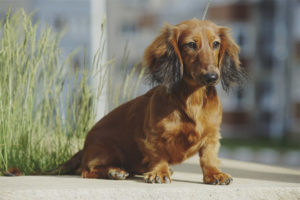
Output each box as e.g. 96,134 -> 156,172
54,18 -> 245,185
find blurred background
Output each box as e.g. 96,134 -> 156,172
0,0 -> 299,168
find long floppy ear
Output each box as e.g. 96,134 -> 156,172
143,24 -> 183,92
219,27 -> 246,92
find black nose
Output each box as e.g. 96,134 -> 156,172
204,73 -> 219,84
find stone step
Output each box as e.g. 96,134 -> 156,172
1,156 -> 300,200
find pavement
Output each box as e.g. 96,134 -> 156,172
1,156 -> 300,200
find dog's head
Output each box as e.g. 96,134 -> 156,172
144,19 -> 246,92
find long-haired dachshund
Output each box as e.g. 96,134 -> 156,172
54,19 -> 245,185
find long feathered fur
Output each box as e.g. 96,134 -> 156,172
144,25 -> 183,92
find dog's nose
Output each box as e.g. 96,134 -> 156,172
204,73 -> 219,84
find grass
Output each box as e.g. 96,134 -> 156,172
0,9 -> 109,174
0,9 -> 145,175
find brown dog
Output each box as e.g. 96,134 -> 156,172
56,19 -> 245,185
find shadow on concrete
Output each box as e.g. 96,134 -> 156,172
127,175 -> 203,184
172,163 -> 300,184
127,176 -> 145,183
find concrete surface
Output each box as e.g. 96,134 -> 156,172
1,156 -> 300,200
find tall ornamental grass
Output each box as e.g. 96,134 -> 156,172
0,10 -> 107,174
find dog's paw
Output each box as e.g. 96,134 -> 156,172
108,168 -> 129,180
144,170 -> 171,184
203,172 -> 232,185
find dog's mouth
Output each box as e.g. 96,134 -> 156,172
201,80 -> 219,87
195,75 -> 219,86
204,77 -> 220,86
205,80 -> 219,86
184,72 -> 220,86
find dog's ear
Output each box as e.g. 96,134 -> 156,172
219,27 -> 246,92
143,24 -> 183,92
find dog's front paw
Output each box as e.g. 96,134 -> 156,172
144,170 -> 171,184
203,172 -> 232,185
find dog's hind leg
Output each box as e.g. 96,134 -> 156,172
81,144 -> 129,180
81,166 -> 129,180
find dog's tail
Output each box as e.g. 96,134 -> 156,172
3,150 -> 83,176
35,150 -> 84,175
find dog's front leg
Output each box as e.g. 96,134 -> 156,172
144,161 -> 171,184
199,137 -> 232,185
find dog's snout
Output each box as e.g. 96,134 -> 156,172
204,73 -> 219,84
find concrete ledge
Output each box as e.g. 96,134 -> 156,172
1,156 -> 300,200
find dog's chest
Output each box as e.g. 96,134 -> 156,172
159,109 -> 218,164
158,114 -> 204,164
160,121 -> 201,164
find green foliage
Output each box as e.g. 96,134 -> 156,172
0,10 -> 107,174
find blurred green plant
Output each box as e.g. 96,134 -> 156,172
0,9 -> 111,174
107,43 -> 145,109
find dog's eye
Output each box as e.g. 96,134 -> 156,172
185,42 -> 197,50
212,41 -> 220,49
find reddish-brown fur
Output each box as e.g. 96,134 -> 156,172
53,19 -> 244,185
